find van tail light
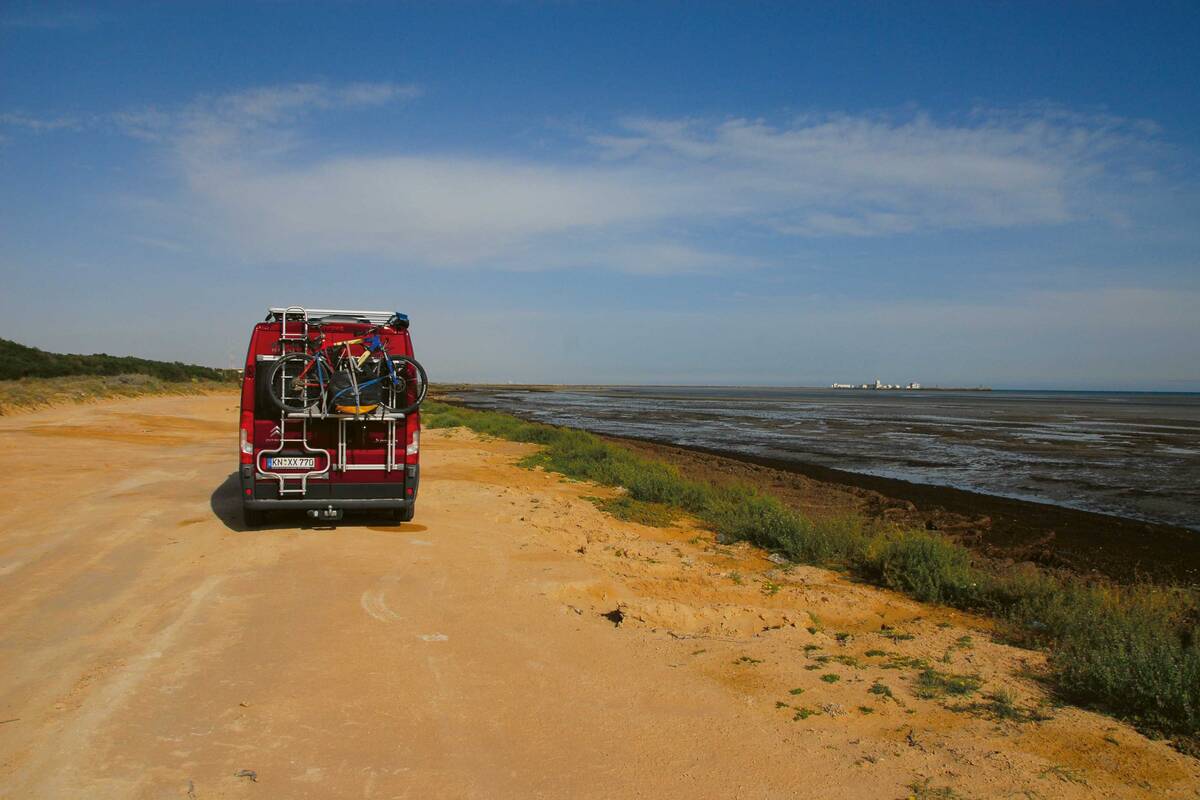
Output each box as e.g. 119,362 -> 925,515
239,411 -> 254,464
406,430 -> 419,456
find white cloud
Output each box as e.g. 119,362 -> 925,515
593,112 -> 1153,235
113,81 -> 418,145
119,83 -> 1165,273
183,155 -> 701,266
0,112 -> 80,132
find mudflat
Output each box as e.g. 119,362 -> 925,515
0,394 -> 1196,798
608,435 -> 1200,585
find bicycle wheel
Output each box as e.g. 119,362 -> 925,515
377,355 -> 428,414
267,353 -> 326,412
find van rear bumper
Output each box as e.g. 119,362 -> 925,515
244,496 -> 414,511
240,464 -> 418,510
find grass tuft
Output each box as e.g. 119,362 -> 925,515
586,496 -> 678,527
914,668 -> 983,700
907,777 -> 966,799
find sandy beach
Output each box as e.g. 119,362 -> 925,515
0,392 -> 1196,798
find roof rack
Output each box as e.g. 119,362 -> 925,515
266,307 -> 399,326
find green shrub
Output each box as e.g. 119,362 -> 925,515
865,531 -> 979,605
1049,590 -> 1200,733
0,337 -> 237,383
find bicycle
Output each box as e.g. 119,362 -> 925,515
267,322 -> 428,415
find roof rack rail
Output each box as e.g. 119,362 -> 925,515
266,307 -> 399,326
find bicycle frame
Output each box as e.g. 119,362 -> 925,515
295,334 -> 384,379
293,333 -> 405,408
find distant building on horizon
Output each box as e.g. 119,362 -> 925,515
829,380 -> 923,390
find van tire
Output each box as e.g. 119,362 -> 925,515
243,507 -> 266,528
395,505 -> 415,523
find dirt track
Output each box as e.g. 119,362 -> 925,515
0,394 -> 1197,799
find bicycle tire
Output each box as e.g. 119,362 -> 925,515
267,353 -> 325,412
377,355 -> 429,414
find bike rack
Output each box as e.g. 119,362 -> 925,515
256,306 -> 410,495
268,307 -> 396,326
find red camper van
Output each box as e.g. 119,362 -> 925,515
238,307 -> 426,527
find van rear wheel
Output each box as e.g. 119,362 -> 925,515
394,505 -> 415,523
242,507 -> 267,528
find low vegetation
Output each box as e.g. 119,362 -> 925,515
585,495 -> 677,527
907,777 -> 966,800
913,667 -> 982,699
423,400 -> 1200,743
950,688 -> 1055,724
0,374 -> 234,415
0,337 -> 237,383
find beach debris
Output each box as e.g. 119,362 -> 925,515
601,608 -> 625,627
235,769 -> 258,782
820,702 -> 847,718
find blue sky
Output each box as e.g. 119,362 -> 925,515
1,1 -> 1197,389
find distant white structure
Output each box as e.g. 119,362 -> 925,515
830,379 -> 924,390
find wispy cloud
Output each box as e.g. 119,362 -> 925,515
116,82 -> 1167,273
113,81 -> 419,144
0,111 -> 81,132
592,110 -> 1157,235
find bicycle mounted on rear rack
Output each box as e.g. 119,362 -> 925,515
266,312 -> 428,417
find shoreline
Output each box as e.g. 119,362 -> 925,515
445,394 -> 1200,585
606,433 -> 1200,586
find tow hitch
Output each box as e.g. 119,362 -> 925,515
307,506 -> 343,522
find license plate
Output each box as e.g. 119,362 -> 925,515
267,457 -> 316,469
